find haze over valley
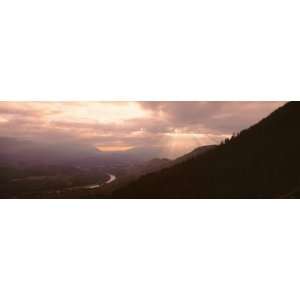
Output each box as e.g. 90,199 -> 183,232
0,101 -> 293,198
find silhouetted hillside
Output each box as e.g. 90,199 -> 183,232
172,145 -> 216,165
132,145 -> 216,174
94,146 -> 215,196
113,102 -> 300,198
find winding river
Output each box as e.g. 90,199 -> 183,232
84,173 -> 117,190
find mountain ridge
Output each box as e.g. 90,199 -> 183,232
113,102 -> 300,198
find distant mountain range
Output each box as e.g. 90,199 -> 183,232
0,138 -> 160,169
113,102 -> 300,198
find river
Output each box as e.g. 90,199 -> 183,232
84,173 -> 117,189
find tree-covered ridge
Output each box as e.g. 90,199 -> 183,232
114,102 -> 300,198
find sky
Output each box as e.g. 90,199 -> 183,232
0,101 -> 286,158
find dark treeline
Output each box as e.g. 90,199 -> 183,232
113,102 -> 300,198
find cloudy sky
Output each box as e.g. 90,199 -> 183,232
0,101 -> 286,158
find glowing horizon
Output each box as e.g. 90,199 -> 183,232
97,145 -> 135,152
